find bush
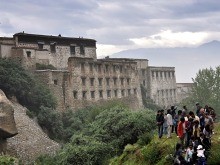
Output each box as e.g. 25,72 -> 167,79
37,106 -> 63,140
0,58 -> 57,112
38,104 -> 156,165
141,142 -> 161,164
0,155 -> 17,165
36,63 -> 57,70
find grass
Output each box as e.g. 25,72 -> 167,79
109,123 -> 220,165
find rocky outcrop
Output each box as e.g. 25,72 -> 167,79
0,90 -> 18,154
0,89 -> 60,163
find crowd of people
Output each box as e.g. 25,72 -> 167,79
156,103 -> 216,165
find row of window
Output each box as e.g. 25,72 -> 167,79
152,71 -> 175,78
81,77 -> 131,86
73,88 -> 137,99
81,63 -> 134,74
37,42 -> 85,54
157,89 -> 176,97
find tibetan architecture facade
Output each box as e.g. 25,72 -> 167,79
0,32 -> 191,110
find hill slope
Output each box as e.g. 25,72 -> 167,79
5,100 -> 60,163
110,123 -> 220,165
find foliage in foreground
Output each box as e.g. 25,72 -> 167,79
110,123 -> 220,165
36,105 -> 156,165
0,155 -> 18,165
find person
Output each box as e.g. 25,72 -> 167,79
185,144 -> 194,163
166,109 -> 173,138
156,110 -> 164,138
199,132 -> 211,152
163,112 -> 168,135
173,143 -> 183,164
171,106 -> 176,133
196,102 -> 202,116
177,117 -> 186,149
193,120 -> 200,140
185,117 -> 193,147
197,145 -> 206,165
182,105 -> 188,114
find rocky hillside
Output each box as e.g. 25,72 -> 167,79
0,89 -> 60,164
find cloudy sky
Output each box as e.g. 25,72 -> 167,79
1,0 -> 220,81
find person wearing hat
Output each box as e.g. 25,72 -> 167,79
197,145 -> 206,165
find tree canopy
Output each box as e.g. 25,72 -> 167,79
181,66 -> 220,116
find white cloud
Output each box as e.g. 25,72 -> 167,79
129,30 -> 209,48
96,44 -> 127,57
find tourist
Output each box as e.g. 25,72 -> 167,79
166,109 -> 173,138
177,117 -> 186,149
156,110 -> 164,138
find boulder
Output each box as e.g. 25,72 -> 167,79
0,90 -> 18,139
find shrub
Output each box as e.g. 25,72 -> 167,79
36,63 -> 57,70
0,155 -> 17,165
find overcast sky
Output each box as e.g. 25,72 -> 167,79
1,0 -> 220,81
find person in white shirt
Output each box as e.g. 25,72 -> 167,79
166,109 -> 173,138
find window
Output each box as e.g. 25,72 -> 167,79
114,89 -> 118,97
50,42 -> 56,53
156,71 -> 158,78
121,89 -> 125,97
81,63 -> 85,72
82,91 -> 87,99
127,78 -> 130,85
98,64 -> 102,73
142,70 -> 145,76
106,78 -> 110,86
113,65 -> 116,73
38,42 -> 44,50
105,65 -> 109,72
99,90 -> 103,98
81,77 -> 86,86
113,78 -> 117,86
164,72 -> 167,78
54,79 -> 58,85
172,72 -> 175,77
143,80 -> 146,86
134,88 -> 137,95
120,78 -> 124,85
128,89 -> 131,95
26,51 -> 31,58
120,65 -> 123,73
80,45 -> 85,55
70,46 -> 75,55
91,91 -> 95,99
107,90 -> 111,98
89,63 -> 93,72
152,71 -> 154,77
168,72 -> 171,77
90,78 -> 95,86
160,72 -> 163,78
98,78 -> 103,86
73,91 -> 78,99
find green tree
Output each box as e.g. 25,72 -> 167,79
182,66 -> 220,116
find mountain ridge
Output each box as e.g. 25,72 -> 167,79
110,40 -> 220,83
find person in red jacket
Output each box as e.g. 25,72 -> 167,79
177,117 -> 186,149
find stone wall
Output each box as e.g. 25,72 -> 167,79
67,57 -> 143,110
176,83 -> 193,103
147,66 -> 177,108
